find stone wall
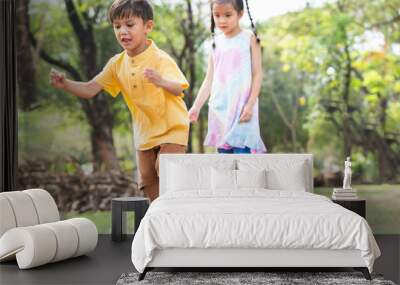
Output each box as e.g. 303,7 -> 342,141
17,162 -> 141,212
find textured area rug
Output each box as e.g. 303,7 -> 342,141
116,271 -> 396,285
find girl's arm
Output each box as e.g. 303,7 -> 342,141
50,69 -> 102,99
188,55 -> 214,123
239,35 -> 263,123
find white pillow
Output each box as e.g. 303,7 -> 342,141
266,162 -> 307,191
167,160 -> 236,192
211,168 -> 236,190
238,159 -> 308,191
236,169 -> 267,189
168,163 -> 209,191
211,169 -> 268,190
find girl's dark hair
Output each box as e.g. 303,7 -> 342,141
210,0 -> 260,49
109,0 -> 153,23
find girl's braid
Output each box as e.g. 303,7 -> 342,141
211,13 -> 216,49
244,0 -> 260,43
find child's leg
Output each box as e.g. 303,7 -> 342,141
232,147 -> 251,154
136,148 -> 159,202
155,143 -> 186,175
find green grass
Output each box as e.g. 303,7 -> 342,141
64,185 -> 400,234
63,211 -> 135,234
314,184 -> 400,234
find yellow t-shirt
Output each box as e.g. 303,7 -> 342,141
94,40 -> 190,150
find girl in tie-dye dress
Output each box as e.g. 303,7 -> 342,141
188,0 -> 266,154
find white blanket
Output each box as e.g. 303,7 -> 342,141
131,190 -> 380,273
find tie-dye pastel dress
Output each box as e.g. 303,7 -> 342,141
204,29 -> 267,153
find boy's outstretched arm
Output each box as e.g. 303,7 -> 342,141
188,55 -> 214,123
49,69 -> 103,99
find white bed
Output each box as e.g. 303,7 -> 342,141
131,154 -> 380,280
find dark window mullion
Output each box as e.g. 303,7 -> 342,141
0,0 -> 17,192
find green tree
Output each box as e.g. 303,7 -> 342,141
260,0 -> 400,181
152,0 -> 208,152
29,0 -> 120,171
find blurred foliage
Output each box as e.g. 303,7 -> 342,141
259,0 -> 400,181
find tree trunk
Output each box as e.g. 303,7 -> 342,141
376,147 -> 400,183
290,127 -> 297,152
29,0 -> 119,171
64,0 -> 119,171
198,113 -> 205,153
269,82 -> 298,152
16,0 -> 37,110
342,42 -> 353,157
157,0 -> 208,152
367,131 -> 399,182
184,0 -> 195,153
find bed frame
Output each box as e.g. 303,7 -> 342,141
138,154 -> 371,280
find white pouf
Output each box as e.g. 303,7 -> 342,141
0,189 -> 98,269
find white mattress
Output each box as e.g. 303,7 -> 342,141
131,190 -> 380,273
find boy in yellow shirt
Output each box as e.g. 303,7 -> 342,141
50,0 -> 189,201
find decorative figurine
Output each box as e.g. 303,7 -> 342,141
343,157 -> 352,189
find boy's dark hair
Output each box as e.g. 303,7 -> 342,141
210,0 -> 260,49
109,0 -> 153,23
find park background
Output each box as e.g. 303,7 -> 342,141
16,0 -> 400,233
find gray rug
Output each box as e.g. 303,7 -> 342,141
116,271 -> 396,285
